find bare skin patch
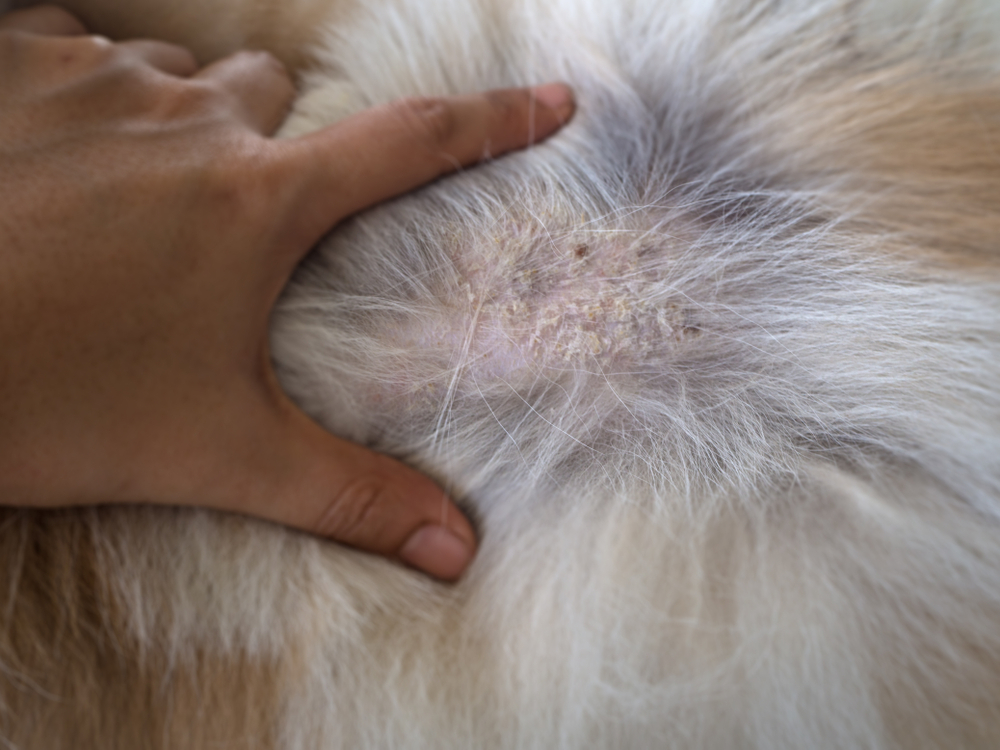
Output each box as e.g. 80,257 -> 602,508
384,220 -> 702,399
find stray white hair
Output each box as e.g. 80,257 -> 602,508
3,0 -> 1000,747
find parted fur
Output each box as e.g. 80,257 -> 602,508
2,0 -> 1000,747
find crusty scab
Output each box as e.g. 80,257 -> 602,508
11,0 -> 998,745
393,221 -> 701,386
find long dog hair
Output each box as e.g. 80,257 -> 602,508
2,0 -> 1000,747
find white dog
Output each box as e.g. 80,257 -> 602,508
2,0 -> 1000,748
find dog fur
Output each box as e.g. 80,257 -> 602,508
2,0 -> 1000,747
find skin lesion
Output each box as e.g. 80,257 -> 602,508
365,222 -> 701,410
447,226 -> 698,378
368,215 -> 706,420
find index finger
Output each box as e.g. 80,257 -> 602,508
275,83 -> 575,253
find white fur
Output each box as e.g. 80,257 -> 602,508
14,0 -> 1000,747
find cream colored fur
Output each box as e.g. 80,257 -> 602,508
2,0 -> 1000,748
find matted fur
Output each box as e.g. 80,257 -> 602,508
2,0 -> 1000,747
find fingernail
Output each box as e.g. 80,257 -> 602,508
532,82 -> 575,120
399,525 -> 473,581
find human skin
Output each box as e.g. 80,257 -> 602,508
0,5 -> 575,581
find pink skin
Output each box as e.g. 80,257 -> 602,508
0,5 -> 574,581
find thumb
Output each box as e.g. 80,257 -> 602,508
204,392 -> 477,581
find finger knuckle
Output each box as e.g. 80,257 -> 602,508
485,89 -> 521,128
239,49 -> 289,77
151,42 -> 198,74
179,46 -> 198,71
252,50 -> 296,103
2,31 -> 131,86
316,478 -> 393,542
151,78 -> 219,120
63,33 -> 116,69
228,49 -> 293,86
20,32 -> 118,79
391,96 -> 457,148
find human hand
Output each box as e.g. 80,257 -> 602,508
0,6 -> 574,580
